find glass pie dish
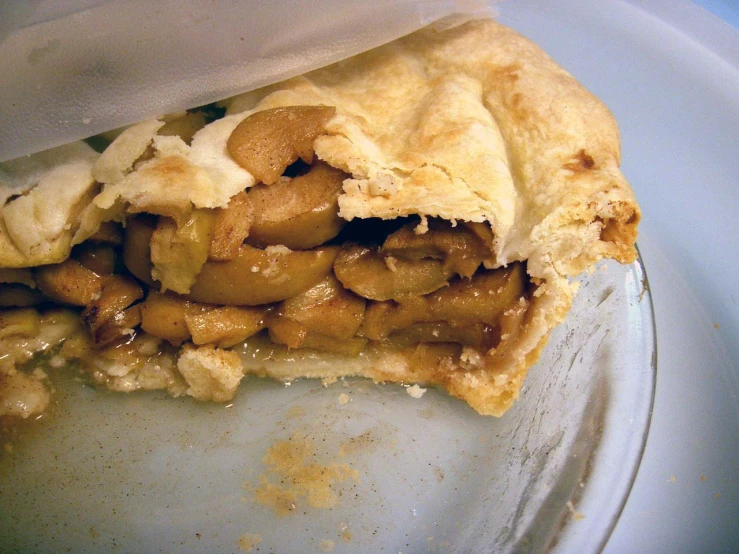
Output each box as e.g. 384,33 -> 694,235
0,254 -> 655,553
0,2 -> 655,551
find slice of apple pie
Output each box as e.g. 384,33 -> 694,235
0,19 -> 639,419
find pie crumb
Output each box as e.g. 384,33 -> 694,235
338,393 -> 350,405
406,384 -> 426,399
414,216 -> 429,235
264,245 -> 291,256
566,500 -> 585,521
460,347 -> 484,369
177,345 -> 244,402
319,539 -> 335,552
238,533 -> 262,552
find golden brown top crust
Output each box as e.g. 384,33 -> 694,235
225,19 -> 639,282
93,125 -> 254,222
0,142 -> 106,268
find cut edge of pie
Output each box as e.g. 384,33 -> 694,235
0,19 -> 639,419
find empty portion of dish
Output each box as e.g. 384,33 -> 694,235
0,20 -> 639,419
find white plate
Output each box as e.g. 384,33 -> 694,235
3,0 -> 739,552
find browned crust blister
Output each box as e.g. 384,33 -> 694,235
0,20 -> 639,416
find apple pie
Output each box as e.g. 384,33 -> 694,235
0,19 -> 639,419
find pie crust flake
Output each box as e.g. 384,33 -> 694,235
0,20 -> 639,420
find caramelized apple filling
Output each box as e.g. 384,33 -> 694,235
15,216 -> 526,353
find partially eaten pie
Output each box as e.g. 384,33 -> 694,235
0,19 -> 639,420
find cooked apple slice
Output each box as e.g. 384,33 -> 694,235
275,276 -> 365,339
227,106 -> 336,185
247,162 -> 346,249
382,220 -> 492,278
81,275 -> 143,346
185,305 -> 269,348
268,317 -> 367,356
334,245 -> 453,301
186,245 -> 339,306
123,215 -> 157,286
34,259 -> 103,306
360,263 -> 526,339
124,217 -> 339,306
140,291 -> 200,346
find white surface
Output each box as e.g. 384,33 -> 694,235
496,1 -> 738,552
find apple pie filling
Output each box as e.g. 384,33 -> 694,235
117,212 -> 526,357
